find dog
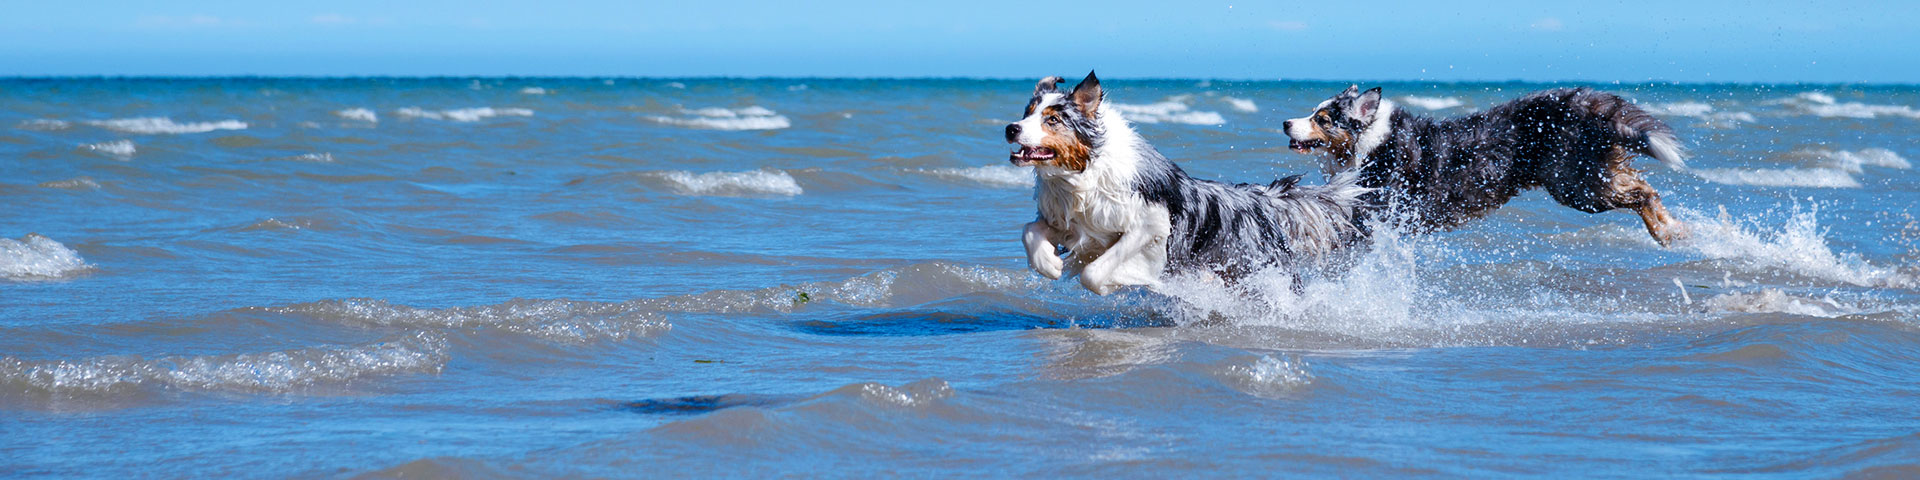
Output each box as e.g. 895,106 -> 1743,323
1282,85 -> 1688,245
1005,71 -> 1370,295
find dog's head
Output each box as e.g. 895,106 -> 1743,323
1283,85 -> 1384,158
1005,71 -> 1103,171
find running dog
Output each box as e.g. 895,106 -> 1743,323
1006,72 -> 1370,295
1283,86 -> 1688,245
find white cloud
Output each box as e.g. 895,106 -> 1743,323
1530,17 -> 1564,32
1268,20 -> 1308,31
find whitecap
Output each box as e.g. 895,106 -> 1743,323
80,139 -> 136,159
1109,100 -> 1225,125
1702,289 -> 1855,317
270,298 -> 671,344
1224,355 -> 1313,398
1644,101 -> 1756,126
39,177 -> 101,190
518,87 -> 549,95
1,234 -> 92,280
1398,95 -> 1465,110
665,82 -> 687,89
0,332 -> 447,395
1691,168 -> 1860,188
913,165 -> 1034,188
395,107 -> 534,122
334,108 -> 378,123
1222,97 -> 1259,113
17,119 -> 71,131
275,152 -> 335,163
1812,148 -> 1909,173
1775,91 -> 1920,119
649,106 -> 791,130
1676,207 -> 1912,288
659,169 -> 803,196
86,117 -> 247,134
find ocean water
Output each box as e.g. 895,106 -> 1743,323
2,77 -> 1918,477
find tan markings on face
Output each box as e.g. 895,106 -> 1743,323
1309,109 -> 1357,158
1036,106 -> 1091,171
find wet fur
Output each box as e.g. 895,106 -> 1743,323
1009,72 -> 1371,295
1285,86 -> 1687,245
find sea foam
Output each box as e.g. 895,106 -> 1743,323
659,170 -> 803,196
1398,96 -> 1466,110
1777,92 -> 1920,119
1,234 -> 92,280
80,139 -> 136,159
86,117 -> 247,134
649,106 -> 791,131
1109,100 -> 1225,125
16,119 -> 71,131
914,165 -> 1035,188
1691,168 -> 1861,188
1677,206 -> 1912,288
0,332 -> 447,395
335,108 -> 378,123
396,107 -> 534,122
1222,97 -> 1259,113
1644,101 -> 1756,125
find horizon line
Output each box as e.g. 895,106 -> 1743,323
1,75 -> 1914,87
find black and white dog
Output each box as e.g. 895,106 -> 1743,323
1005,72 -> 1370,295
1283,86 -> 1688,245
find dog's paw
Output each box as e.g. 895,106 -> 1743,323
1078,273 -> 1118,296
1031,253 -> 1064,280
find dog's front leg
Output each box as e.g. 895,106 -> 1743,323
1079,230 -> 1160,296
1022,220 -> 1065,280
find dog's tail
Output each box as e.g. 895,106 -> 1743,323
1564,88 -> 1690,171
1260,169 -> 1373,257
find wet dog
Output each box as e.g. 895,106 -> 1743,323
1006,72 -> 1369,295
1283,86 -> 1687,245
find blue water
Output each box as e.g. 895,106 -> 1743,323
2,78 -> 1918,477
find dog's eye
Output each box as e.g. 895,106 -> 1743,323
1045,116 -> 1062,125
1315,115 -> 1331,126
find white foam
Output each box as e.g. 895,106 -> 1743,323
650,106 -> 791,130
1223,355 -> 1313,398
0,332 -> 447,395
659,169 -> 803,196
276,152 -> 334,163
1691,168 -> 1860,188
1676,206 -> 1913,288
914,165 -> 1035,188
86,117 -> 247,134
1109,100 -> 1225,125
334,108 -> 378,123
1813,148 -> 1910,173
80,139 -> 135,159
1398,95 -> 1465,110
1222,97 -> 1259,113
1,234 -> 92,280
519,87 -> 549,95
1149,222 -> 1427,336
396,107 -> 534,122
1644,101 -> 1755,126
17,119 -> 71,131
1703,289 -> 1855,317
1776,91 -> 1920,119
273,299 -> 671,344
39,177 -> 101,190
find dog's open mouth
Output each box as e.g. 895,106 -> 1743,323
1010,145 -> 1056,165
1289,139 -> 1326,153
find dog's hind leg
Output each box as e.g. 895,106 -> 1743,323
1603,149 -> 1687,247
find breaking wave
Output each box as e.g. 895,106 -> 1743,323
1691,168 -> 1861,188
1702,289 -> 1859,317
1676,206 -> 1913,288
268,298 -> 672,344
658,170 -> 804,196
1110,98 -> 1225,125
16,119 -> 71,131
334,108 -> 378,123
912,165 -> 1034,188
1222,97 -> 1259,113
0,332 -> 447,396
1644,101 -> 1756,126
396,107 -> 534,122
86,117 -> 248,134
1398,96 -> 1465,110
1775,92 -> 1920,119
649,106 -> 792,131
519,87 -> 550,95
2,234 -> 92,281
80,139 -> 136,159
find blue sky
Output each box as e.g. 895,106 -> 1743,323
1,0 -> 1913,82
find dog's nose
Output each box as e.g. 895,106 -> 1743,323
1005,123 -> 1021,142
1282,120 -> 1293,132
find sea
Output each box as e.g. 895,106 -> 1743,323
2,77 -> 1917,477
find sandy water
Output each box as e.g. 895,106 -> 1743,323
3,78 -> 1919,477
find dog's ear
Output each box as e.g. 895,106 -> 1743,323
1032,76 -> 1064,97
1349,87 -> 1383,121
1071,70 -> 1103,116
1337,84 -> 1360,100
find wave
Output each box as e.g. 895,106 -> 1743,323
1109,99 -> 1225,125
912,165 -> 1034,188
16,119 -> 71,131
334,108 -> 378,123
1,234 -> 92,281
1676,206 -> 1913,288
1644,101 -> 1756,126
396,107 -> 534,122
80,139 -> 135,159
649,106 -> 791,131
39,177 -> 101,190
271,152 -> 335,163
1702,289 -> 1858,317
1220,355 -> 1313,399
1812,148 -> 1909,173
1398,95 -> 1465,110
0,332 -> 446,396
267,298 -> 672,344
658,169 -> 803,196
1221,97 -> 1259,113
1775,92 -> 1920,119
1691,167 -> 1860,188
85,117 -> 247,134
519,87 -> 550,95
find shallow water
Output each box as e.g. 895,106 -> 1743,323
3,78 -> 1919,477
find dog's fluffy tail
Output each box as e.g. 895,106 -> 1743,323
1555,88 -> 1691,171
1259,169 -> 1373,257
